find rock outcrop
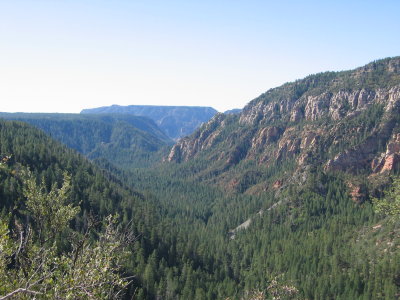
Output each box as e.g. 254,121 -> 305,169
166,113 -> 227,162
347,182 -> 368,204
371,133 -> 400,174
166,57 -> 400,195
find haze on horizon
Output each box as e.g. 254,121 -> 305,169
0,0 -> 399,113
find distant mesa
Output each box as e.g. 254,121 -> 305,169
224,108 -> 242,115
81,105 -> 218,140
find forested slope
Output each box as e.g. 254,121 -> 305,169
168,57 -> 400,194
81,105 -> 218,140
154,57 -> 400,299
85,57 -> 399,299
0,113 -> 172,168
1,57 -> 399,299
0,119 -> 170,298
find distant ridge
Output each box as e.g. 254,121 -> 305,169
224,108 -> 242,115
81,105 -> 218,140
0,113 -> 171,169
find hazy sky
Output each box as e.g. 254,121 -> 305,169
0,1 -> 399,113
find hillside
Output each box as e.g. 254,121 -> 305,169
0,119 -> 173,297
81,105 -> 218,140
0,57 -> 399,299
0,113 -> 172,169
152,57 -> 400,299
167,57 -> 400,194
0,118 -> 165,238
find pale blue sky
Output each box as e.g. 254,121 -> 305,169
0,0 -> 399,113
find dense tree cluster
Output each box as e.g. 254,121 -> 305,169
0,57 -> 399,299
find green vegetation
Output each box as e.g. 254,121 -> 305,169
373,176 -> 400,221
0,113 -> 172,169
0,166 -> 130,299
81,105 -> 218,140
0,57 -> 400,299
0,120 -> 163,298
119,163 -> 398,299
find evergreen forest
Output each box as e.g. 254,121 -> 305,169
0,57 -> 400,299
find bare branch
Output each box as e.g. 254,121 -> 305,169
0,288 -> 43,300
14,229 -> 24,265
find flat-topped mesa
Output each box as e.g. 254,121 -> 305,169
82,105 -> 219,140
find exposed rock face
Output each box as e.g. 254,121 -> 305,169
300,130 -> 319,150
166,114 -> 226,162
299,88 -> 393,121
251,126 -> 281,149
238,85 -> 400,128
170,83 -> 400,170
167,57 -> 400,192
371,133 -> 400,173
323,87 -> 400,174
290,106 -> 304,122
381,154 -> 400,172
167,144 -> 182,162
305,93 -> 331,121
324,132 -> 387,174
276,127 -> 301,161
273,180 -> 282,189
347,182 -> 367,204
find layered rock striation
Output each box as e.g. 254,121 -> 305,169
167,57 -> 400,194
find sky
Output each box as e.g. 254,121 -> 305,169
0,1 -> 399,113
